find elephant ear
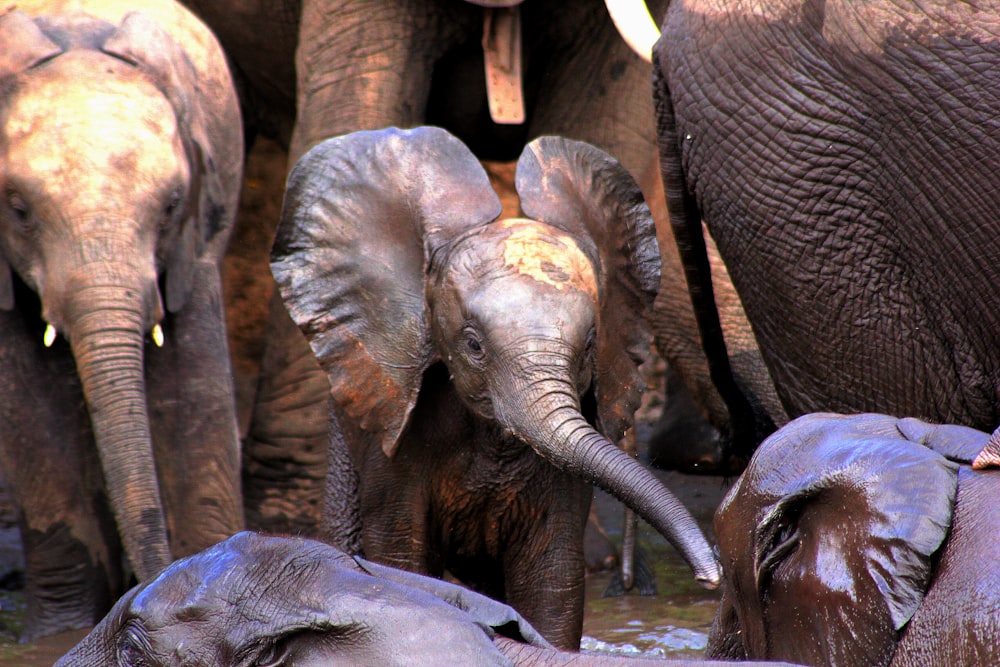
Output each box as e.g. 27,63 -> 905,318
720,413 -> 958,665
515,136 -> 660,444
271,127 -> 501,458
895,417 -> 991,464
102,12 -> 230,313
0,10 -> 63,310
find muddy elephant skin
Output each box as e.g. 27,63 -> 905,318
709,412 -> 1000,667
0,1 -> 244,640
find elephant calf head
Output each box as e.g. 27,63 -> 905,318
270,126 -> 720,596
709,412 -> 1000,667
56,532 -> 553,666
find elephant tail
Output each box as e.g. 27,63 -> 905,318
652,48 -> 774,468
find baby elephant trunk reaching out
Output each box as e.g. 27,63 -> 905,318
492,347 -> 720,588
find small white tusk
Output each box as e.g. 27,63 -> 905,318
43,323 -> 57,348
604,0 -> 661,63
151,324 -> 164,348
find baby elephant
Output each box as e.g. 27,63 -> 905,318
709,412 -> 1000,667
57,531 -> 801,667
270,126 -> 718,648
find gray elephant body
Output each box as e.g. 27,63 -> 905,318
654,0 -> 1000,448
0,1 -> 244,640
709,412 -> 1000,666
57,531 -> 802,666
271,127 -> 721,649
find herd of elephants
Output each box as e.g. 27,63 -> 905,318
0,0 -> 997,665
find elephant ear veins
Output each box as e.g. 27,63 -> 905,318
498,219 -> 598,301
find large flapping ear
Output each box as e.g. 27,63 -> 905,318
102,12 -> 231,312
0,10 -> 63,311
272,127 -> 501,458
722,413 -> 957,665
515,136 -> 660,444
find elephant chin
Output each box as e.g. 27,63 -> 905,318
493,377 -> 720,588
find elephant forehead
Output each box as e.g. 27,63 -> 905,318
495,218 -> 598,301
5,55 -> 183,187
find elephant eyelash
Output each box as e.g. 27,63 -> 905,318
462,325 -> 487,361
754,504 -> 804,591
116,622 -> 153,666
163,189 -> 185,220
5,190 -> 33,231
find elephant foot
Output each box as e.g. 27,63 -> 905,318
602,541 -> 656,598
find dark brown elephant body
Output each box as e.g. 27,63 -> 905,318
0,1 -> 244,640
271,127 -> 720,649
709,413 -> 1000,666
653,0 -> 1000,449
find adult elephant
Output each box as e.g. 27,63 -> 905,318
57,531 -> 801,667
0,1 -> 244,640
634,0 -> 1000,451
271,127 -> 720,649
709,412 -> 1000,666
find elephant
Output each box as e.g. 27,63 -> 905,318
639,0 -> 1000,455
270,126 -> 721,649
56,531 -> 802,667
0,1 -> 244,640
707,412 -> 1000,666
183,0 -> 778,550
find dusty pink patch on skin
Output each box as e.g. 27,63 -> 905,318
497,218 -> 598,302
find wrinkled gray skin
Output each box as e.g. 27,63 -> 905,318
272,127 -> 721,649
710,413 -> 1000,667
58,532 -> 802,667
654,0 -> 1000,452
0,1 -> 244,640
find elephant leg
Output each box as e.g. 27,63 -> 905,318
146,262 -> 244,557
241,291 -> 329,536
290,0 -> 478,162
0,309 -> 124,640
503,475 -> 591,651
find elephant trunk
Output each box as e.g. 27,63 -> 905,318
61,279 -> 171,581
493,353 -> 720,588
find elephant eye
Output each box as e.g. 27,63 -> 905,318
463,326 -> 486,361
756,519 -> 800,590
116,623 -> 152,667
163,188 -> 184,220
247,639 -> 288,667
5,189 -> 32,230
